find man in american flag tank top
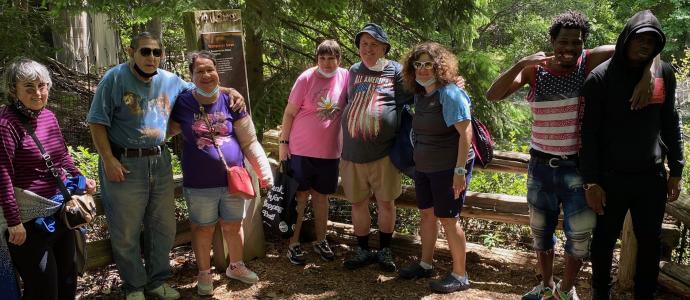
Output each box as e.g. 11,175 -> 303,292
486,11 -> 654,300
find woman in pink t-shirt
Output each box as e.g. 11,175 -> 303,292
278,40 -> 348,265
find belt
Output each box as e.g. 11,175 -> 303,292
530,149 -> 578,168
122,146 -> 162,158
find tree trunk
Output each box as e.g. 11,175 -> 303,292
146,17 -> 165,67
244,27 -> 264,110
52,11 -> 91,73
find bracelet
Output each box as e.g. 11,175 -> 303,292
279,140 -> 289,144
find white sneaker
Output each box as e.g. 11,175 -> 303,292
226,262 -> 259,284
146,283 -> 180,300
555,280 -> 580,300
126,291 -> 145,300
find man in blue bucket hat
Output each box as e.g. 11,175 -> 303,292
340,23 -> 412,273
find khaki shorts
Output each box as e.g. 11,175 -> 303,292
340,156 -> 402,203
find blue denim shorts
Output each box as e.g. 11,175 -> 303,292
526,159 -> 596,258
183,187 -> 247,225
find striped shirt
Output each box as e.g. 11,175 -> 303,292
527,50 -> 589,155
0,106 -> 80,226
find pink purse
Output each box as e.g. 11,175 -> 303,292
200,104 -> 255,200
227,166 -> 255,199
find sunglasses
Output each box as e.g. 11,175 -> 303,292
139,47 -> 163,57
413,61 -> 435,70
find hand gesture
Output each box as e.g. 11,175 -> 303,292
227,88 -> 247,113
278,144 -> 290,161
85,178 -> 97,194
667,177 -> 682,202
519,52 -> 554,67
8,223 -> 26,245
104,156 -> 129,182
585,184 -> 607,215
453,174 -> 467,199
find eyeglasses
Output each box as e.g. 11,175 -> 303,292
139,47 -> 163,57
413,61 -> 435,70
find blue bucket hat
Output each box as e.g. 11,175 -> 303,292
354,23 -> 391,54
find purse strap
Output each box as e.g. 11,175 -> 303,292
198,101 -> 231,171
17,112 -> 72,201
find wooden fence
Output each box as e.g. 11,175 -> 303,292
81,127 -> 690,296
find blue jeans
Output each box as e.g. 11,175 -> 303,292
526,159 -> 596,258
99,148 -> 176,292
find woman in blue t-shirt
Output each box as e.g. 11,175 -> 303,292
398,42 -> 475,294
168,51 -> 273,296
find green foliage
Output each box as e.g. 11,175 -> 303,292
480,232 -> 504,249
68,146 -> 100,183
0,4 -> 55,65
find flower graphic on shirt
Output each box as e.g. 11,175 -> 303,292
317,96 -> 340,120
192,111 -> 231,150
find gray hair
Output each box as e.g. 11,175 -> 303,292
1,58 -> 53,103
130,31 -> 160,49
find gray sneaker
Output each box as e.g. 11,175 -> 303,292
146,283 -> 180,300
343,246 -> 376,270
430,273 -> 470,293
377,247 -> 396,272
399,262 -> 434,279
125,291 -> 145,300
287,244 -> 306,265
313,239 -> 335,261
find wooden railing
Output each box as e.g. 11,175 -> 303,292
81,128 -> 690,296
263,127 -> 690,296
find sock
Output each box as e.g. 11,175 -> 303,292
357,234 -> 370,250
379,231 -> 393,249
451,272 -> 468,283
419,261 -> 433,270
288,242 -> 300,249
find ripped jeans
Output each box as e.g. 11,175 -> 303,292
526,159 -> 596,259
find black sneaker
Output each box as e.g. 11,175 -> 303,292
287,244 -> 306,265
312,240 -> 335,261
430,273 -> 470,293
343,246 -> 376,270
377,247 -> 397,272
399,262 -> 434,279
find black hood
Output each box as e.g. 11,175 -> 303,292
612,10 -> 666,66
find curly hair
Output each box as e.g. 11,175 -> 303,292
549,11 -> 590,42
401,42 -> 458,94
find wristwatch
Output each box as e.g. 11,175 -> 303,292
583,183 -> 600,191
454,167 -> 467,176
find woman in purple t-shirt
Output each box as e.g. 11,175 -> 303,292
169,51 -> 272,296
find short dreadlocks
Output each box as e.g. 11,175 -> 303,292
549,11 -> 590,42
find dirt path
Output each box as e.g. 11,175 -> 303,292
78,242 -> 597,299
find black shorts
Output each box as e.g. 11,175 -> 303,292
415,159 -> 474,218
290,155 -> 339,194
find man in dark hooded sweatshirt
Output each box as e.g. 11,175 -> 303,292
579,10 -> 683,299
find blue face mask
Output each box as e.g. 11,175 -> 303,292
415,77 -> 437,87
195,86 -> 219,98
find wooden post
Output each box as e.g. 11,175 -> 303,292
618,212 -> 637,290
183,10 -> 262,270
